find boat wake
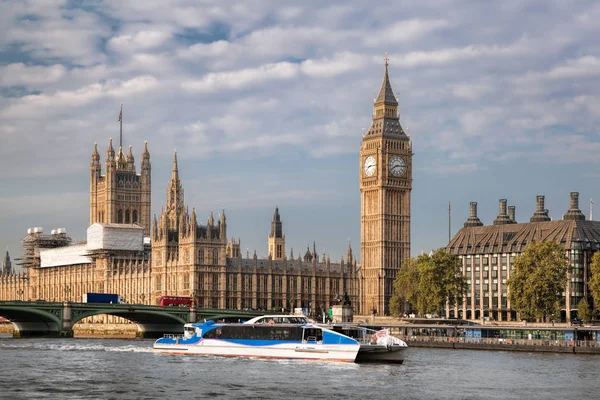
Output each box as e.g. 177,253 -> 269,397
0,340 -> 153,353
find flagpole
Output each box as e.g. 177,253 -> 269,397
448,202 -> 451,244
119,103 -> 123,149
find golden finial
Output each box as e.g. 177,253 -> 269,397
384,52 -> 389,67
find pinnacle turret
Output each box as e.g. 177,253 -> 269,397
126,145 -> 135,170
91,142 -> 100,164
106,138 -> 115,164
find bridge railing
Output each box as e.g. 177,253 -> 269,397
401,335 -> 600,348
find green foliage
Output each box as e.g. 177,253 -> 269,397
507,241 -> 569,321
577,298 -> 592,323
589,252 -> 600,312
389,249 -> 466,317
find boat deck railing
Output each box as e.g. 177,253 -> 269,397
162,334 -> 184,340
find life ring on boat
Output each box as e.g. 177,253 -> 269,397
372,334 -> 377,343
268,319 -> 275,326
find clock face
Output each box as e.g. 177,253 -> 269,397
363,155 -> 376,177
388,155 -> 406,177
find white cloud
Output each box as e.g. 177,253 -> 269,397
109,29 -> 173,53
363,18 -> 451,46
182,62 -> 300,92
300,52 -> 370,78
0,63 -> 67,87
1,76 -> 159,118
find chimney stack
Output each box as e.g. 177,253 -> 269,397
530,195 -> 551,222
464,202 -> 484,228
508,206 -> 516,223
493,199 -> 512,225
563,191 -> 585,221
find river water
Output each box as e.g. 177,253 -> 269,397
0,335 -> 598,399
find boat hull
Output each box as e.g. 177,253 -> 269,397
154,339 -> 359,362
355,344 -> 407,363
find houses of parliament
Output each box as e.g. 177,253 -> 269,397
0,62 -> 413,317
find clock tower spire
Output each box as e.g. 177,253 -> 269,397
359,55 -> 412,316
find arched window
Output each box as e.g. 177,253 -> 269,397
212,249 -> 218,265
199,249 -> 204,264
132,210 -> 138,223
117,210 -> 123,223
125,210 -> 130,223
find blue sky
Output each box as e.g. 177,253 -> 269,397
1,0 -> 600,271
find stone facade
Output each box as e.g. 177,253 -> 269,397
90,139 -> 151,236
359,59 -> 412,315
446,193 -> 597,322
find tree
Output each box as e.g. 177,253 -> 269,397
577,298 -> 592,323
390,257 -> 420,317
589,252 -> 600,313
389,249 -> 466,318
507,241 -> 569,322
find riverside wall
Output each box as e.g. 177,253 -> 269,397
0,322 -> 138,338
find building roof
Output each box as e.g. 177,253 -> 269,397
447,219 -> 600,255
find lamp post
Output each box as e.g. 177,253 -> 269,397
139,293 -> 145,305
17,289 -> 23,301
371,296 -> 376,324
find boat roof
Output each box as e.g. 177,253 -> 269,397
244,315 -> 309,324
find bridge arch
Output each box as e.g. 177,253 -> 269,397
0,303 -> 63,337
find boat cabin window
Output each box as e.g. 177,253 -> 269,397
184,326 -> 197,338
202,325 -> 307,341
302,328 -> 323,343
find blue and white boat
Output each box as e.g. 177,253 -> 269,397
153,318 -> 360,362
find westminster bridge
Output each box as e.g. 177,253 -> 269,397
0,301 -> 263,338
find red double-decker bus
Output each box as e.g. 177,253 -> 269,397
158,296 -> 196,307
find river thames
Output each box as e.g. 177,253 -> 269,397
0,336 -> 599,399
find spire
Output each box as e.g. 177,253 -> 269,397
365,54 -> 406,137
152,214 -> 158,240
142,141 -> 150,158
171,150 -> 179,181
270,206 -> 283,238
375,53 -> 398,106
208,211 -> 214,226
117,145 -> 126,169
3,250 -> 11,275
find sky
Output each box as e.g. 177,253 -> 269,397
1,0 -> 600,272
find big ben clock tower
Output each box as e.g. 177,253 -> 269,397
359,56 -> 412,316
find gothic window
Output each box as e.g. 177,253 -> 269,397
212,249 -> 218,265
184,249 -> 190,263
199,249 -> 204,264
118,209 -> 123,223
184,274 -> 190,289
155,276 -> 162,291
132,210 -> 138,223
125,210 -> 130,223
